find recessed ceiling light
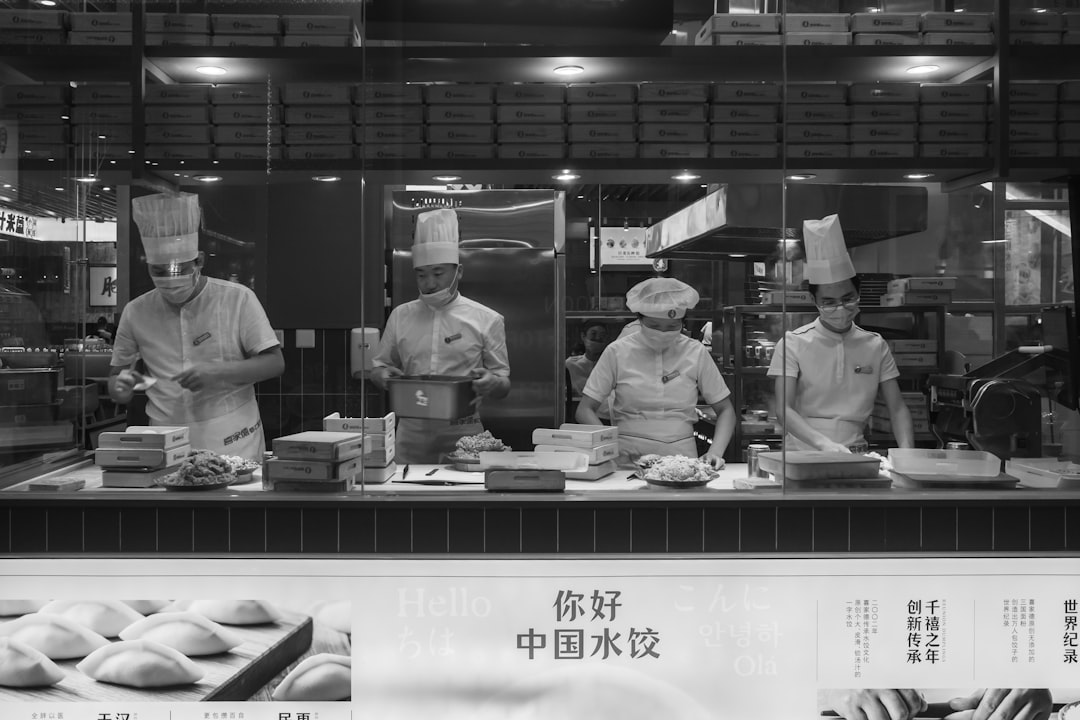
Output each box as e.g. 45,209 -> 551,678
553,65 -> 584,76
982,238 -> 1007,244
36,0 -> 57,6
786,173 -> 817,181
904,172 -> 935,180
672,172 -> 700,181
729,253 -> 747,258
60,114 -> 69,120
194,175 -> 222,183
433,175 -> 461,182
75,176 -> 98,183
102,186 -> 111,192
2,184 -> 10,189
1033,7 -> 1048,12
313,175 -> 340,182
906,65 -> 940,75
54,186 -> 64,191
196,66 -> 227,76
553,171 -> 580,181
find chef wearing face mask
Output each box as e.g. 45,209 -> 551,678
767,214 -> 914,454
370,208 -> 511,463
108,192 -> 284,461
576,277 -> 735,469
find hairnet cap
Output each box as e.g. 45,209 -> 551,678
625,278 -> 699,319
803,214 -> 855,285
412,208 -> 459,268
132,192 -> 201,265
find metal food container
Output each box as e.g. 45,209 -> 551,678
386,375 -> 476,420
0,368 -> 58,405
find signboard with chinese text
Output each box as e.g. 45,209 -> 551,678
88,265 -> 117,307
0,206 -> 37,241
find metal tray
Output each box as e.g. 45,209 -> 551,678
387,375 -> 475,420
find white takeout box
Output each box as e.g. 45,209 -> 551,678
477,451 -> 589,473
535,442 -> 618,464
97,425 -> 189,450
532,424 -> 618,448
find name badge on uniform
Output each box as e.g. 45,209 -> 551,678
193,332 -> 212,346
661,370 -> 680,384
444,333 -> 462,344
853,365 -> 873,374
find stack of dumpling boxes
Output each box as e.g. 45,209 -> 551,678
918,83 -> 990,160
871,391 -> 931,439
786,82 -> 850,160
145,13 -> 210,46
211,83 -> 284,161
144,84 -> 211,160
921,11 -> 994,46
532,423 -> 618,481
0,8 -> 66,45
495,84 -> 566,161
710,82 -> 780,160
880,275 -> 956,309
283,83 -> 355,160
2,83 -> 70,161
282,14 -> 358,47
322,411 -> 397,483
69,11 -> 132,46
72,83 -> 132,159
424,84 -> 493,162
357,83 -> 424,160
265,430 -> 372,492
1008,81 -> 1060,160
1063,82 -> 1080,159
848,82 -> 919,159
567,83 -> 638,160
211,13 -> 281,48
786,12 -> 851,46
638,82 -> 709,160
95,426 -> 191,488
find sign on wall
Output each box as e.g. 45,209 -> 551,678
88,264 -> 117,307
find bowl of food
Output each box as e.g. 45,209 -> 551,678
155,449 -> 237,491
635,455 -> 718,489
448,430 -> 511,471
220,454 -> 260,484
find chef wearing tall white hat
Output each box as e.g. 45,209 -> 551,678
767,214 -> 913,453
370,208 -> 511,463
577,277 -> 735,468
108,192 -> 284,460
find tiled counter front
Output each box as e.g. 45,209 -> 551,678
3,489 -> 1080,556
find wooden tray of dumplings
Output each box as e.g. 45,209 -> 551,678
0,609 -> 313,702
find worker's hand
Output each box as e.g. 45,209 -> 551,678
826,689 -> 927,720
469,367 -> 502,397
370,365 -> 402,390
113,369 -> 139,395
818,439 -> 853,454
944,689 -> 1052,720
173,364 -> 227,393
699,452 -> 725,470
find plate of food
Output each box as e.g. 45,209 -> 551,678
154,449 -> 237,490
219,454 -> 261,484
449,430 -> 511,472
633,454 -> 718,489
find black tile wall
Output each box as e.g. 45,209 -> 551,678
849,507 -> 886,552
1067,506 -> 1080,551
10,507 -> 47,553
266,508 -> 303,554
448,508 -> 485,554
741,507 -> 777,552
84,508 -> 121,553
46,507 -> 83,553
192,507 -> 230,553
376,508 -> 413,553
884,507 -> 921,552
339,507 -> 376,552
558,509 -> 595,553
302,508 -> 340,553
703,507 -> 740,552
957,507 -> 994,551
0,508 -> 9,553
120,508 -> 157,553
1030,506 -> 1066,551
920,506 -> 957,552
413,508 -> 449,553
157,507 -> 194,553
595,508 -> 632,553
993,506 -> 1030,552
668,508 -> 704,553
812,507 -> 849,552
229,508 -> 266,553
485,508 -> 521,553
631,508 -> 668,552
521,508 -> 558,553
777,507 -> 812,552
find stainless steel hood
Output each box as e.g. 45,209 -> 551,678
645,184 -> 929,260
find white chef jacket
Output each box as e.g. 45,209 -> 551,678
767,318 -> 899,448
111,277 -> 279,457
583,332 -> 729,444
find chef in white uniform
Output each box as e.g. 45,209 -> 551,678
108,192 -> 284,461
576,277 -> 735,468
767,214 -> 914,453
370,208 -> 511,463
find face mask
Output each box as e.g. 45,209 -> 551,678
819,303 -> 859,328
419,269 -> 460,309
153,271 -> 198,305
639,325 -> 681,352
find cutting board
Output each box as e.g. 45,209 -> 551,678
0,610 -> 312,702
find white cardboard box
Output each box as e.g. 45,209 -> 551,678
638,123 -> 707,142
569,143 -> 638,158
709,124 -> 778,143
495,84 -> 565,104
359,105 -> 424,124
785,32 -> 851,45
568,124 -> 636,142
497,144 -> 566,159
285,105 -> 353,124
854,33 -> 921,45
211,84 -> 281,104
919,104 -> 989,123
567,105 -> 637,123
566,84 -> 636,104
784,14 -> 849,32
285,125 -> 354,145
850,123 -> 916,142
785,83 -> 848,103
639,143 -> 709,158
712,82 -> 780,103
212,105 -> 283,124
710,105 -> 778,123
849,82 -> 920,104
357,84 -> 424,105
496,125 -> 566,143
425,125 -> 494,143
786,144 -> 850,159
919,143 -> 988,158
919,83 -> 989,104
888,277 -> 957,292
283,83 -> 352,105
850,104 -> 917,123
285,144 -> 354,160
850,13 -> 920,33
921,12 -> 993,33
637,83 -> 709,103
711,144 -> 779,159
211,14 -> 280,34
919,123 -> 987,143
361,125 -> 425,143
425,84 -> 495,104
426,105 -> 495,123
496,104 -> 566,124
922,32 -> 994,45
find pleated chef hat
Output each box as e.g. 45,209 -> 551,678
131,192 -> 201,265
803,213 -> 855,285
412,208 -> 459,268
625,277 -> 699,319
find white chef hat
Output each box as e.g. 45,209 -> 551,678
803,214 -> 855,285
131,192 -> 201,265
412,208 -> 459,268
625,277 -> 699,319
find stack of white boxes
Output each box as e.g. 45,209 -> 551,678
144,84 -> 211,160
918,83 -> 991,159
69,12 -> 131,46
95,426 -> 191,488
3,84 -> 70,161
1010,10 -> 1063,45
282,15 -> 358,47
786,82 -> 850,160
146,13 -> 210,46
851,12 -> 919,46
880,276 -> 956,307
72,83 -> 132,159
849,82 -> 919,159
637,82 -> 708,159
266,431 -> 371,491
356,83 -> 425,160
871,391 -> 931,438
710,82 -> 780,160
211,13 -> 280,48
567,84 -> 638,159
495,84 -> 566,160
694,12 -> 780,46
1008,81 -> 1059,160
323,411 -> 397,483
211,83 -> 284,160
283,83 -> 354,160
533,424 -> 619,481
785,12 -> 851,46
0,8 -> 66,45
921,11 -> 994,46
1063,82 -> 1080,158
423,85 -> 496,162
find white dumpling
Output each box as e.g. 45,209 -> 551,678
39,599 -> 144,638
0,613 -> 109,660
271,653 -> 351,701
119,611 -> 243,656
311,600 -> 351,635
0,600 -> 48,617
77,639 -> 203,688
0,637 -> 64,687
182,600 -> 280,625
122,600 -> 171,615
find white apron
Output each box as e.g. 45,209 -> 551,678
395,416 -> 484,464
166,397 -> 265,461
617,419 -> 698,469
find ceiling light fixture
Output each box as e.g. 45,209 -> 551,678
906,64 -> 940,75
54,186 -> 64,191
36,0 -> 57,6
75,176 -> 98,183
313,175 -> 341,182
904,172 -> 935,180
196,65 -> 227,76
981,238 -> 1007,244
193,175 -> 222,183
433,175 -> 461,182
729,253 -> 747,258
786,173 -> 817,181
553,65 -> 584,76
553,170 -> 580,181
672,172 -> 700,181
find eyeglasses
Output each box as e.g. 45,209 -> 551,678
148,260 -> 197,277
817,294 -> 860,310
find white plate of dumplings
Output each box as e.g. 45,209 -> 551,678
0,613 -> 110,659
272,653 -> 351,701
39,599 -> 144,638
119,611 -> 243,656
0,637 -> 65,687
77,639 -> 204,688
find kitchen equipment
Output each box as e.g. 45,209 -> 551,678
273,431 -> 370,462
386,375 -> 476,420
0,368 -> 58,405
0,349 -> 59,368
98,426 -> 190,450
757,450 -> 882,482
